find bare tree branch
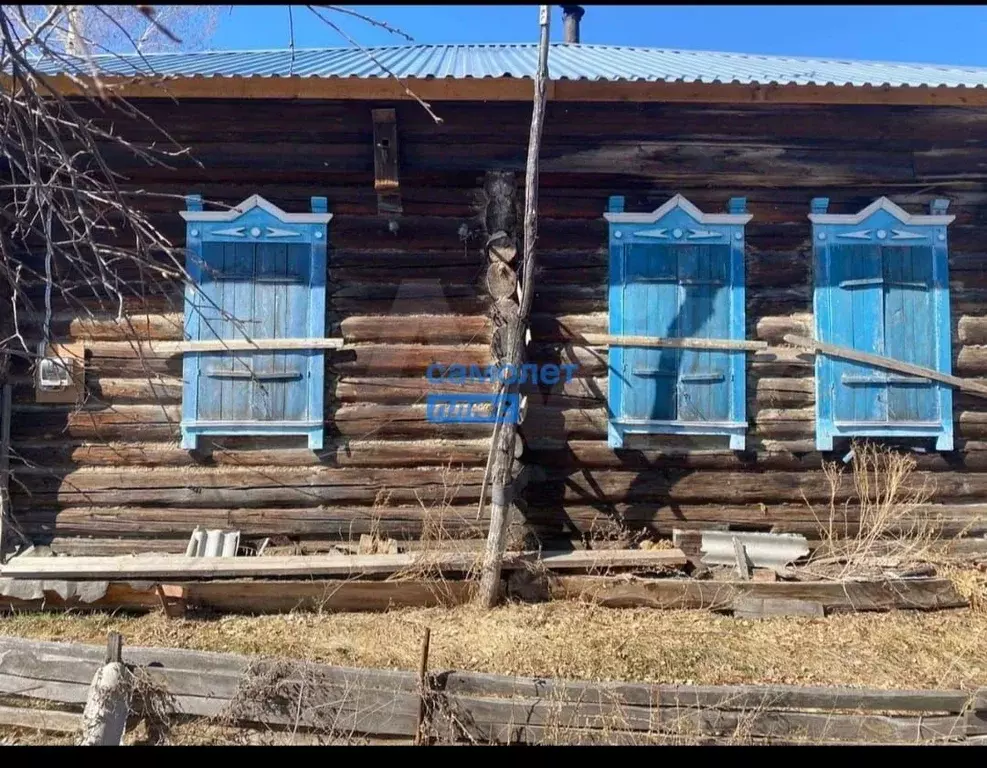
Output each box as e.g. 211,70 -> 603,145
305,5 -> 443,125
320,5 -> 415,43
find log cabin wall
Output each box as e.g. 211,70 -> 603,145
8,97 -> 987,554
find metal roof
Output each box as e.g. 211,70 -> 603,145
34,43 -> 987,89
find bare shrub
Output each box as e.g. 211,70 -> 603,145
805,441 -> 939,579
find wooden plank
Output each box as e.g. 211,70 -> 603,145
438,693 -> 967,743
0,384 -> 9,564
732,597 -> 825,619
550,576 -> 967,612
0,636 -> 982,743
149,338 -> 343,354
597,335 -> 767,352
0,703 -> 81,734
784,334 -> 987,399
442,672 -> 984,713
34,71 -> 987,107
0,548 -> 688,580
7,634 -> 983,715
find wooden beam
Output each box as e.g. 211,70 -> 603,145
477,6 -> 551,610
27,73 -> 987,107
599,335 -> 768,351
0,384 -> 9,564
551,575 -> 967,612
0,704 -> 81,734
784,334 -> 987,399
371,108 -> 402,217
0,548 -> 688,581
152,338 -> 344,354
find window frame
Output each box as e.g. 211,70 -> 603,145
809,196 -> 955,452
179,194 -> 332,451
604,194 -> 752,450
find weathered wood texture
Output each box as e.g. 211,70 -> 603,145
0,635 -> 982,744
0,548 -> 687,580
10,98 -> 987,551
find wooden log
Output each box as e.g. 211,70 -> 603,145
520,501 -> 987,537
11,438 -> 494,468
12,466 -> 488,508
485,261 -> 518,300
340,315 -> 491,344
488,242 -> 517,264
85,342 -> 492,378
19,497 -> 986,542
11,403 -> 503,442
335,377 -> 492,404
523,467 -> 987,505
958,316 -> 987,346
477,10 -> 552,610
551,576 -> 966,612
14,504 -> 490,539
15,460 -> 987,508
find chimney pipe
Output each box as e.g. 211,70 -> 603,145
561,5 -> 584,44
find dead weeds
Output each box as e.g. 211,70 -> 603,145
3,601 -> 987,691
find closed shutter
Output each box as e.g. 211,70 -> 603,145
606,195 -> 749,449
830,244 -> 938,427
810,196 -> 953,452
181,195 -> 331,451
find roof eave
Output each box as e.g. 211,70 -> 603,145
28,73 -> 987,107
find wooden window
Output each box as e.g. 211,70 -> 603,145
810,197 -> 955,451
604,194 -> 752,450
180,194 -> 332,450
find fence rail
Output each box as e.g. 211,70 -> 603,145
0,635 -> 984,745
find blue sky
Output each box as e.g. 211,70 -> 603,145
208,5 -> 987,66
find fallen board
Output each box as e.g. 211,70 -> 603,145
0,576 -> 967,616
552,576 -> 967,612
0,548 -> 688,581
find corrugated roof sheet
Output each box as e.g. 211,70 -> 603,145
33,43 -> 987,89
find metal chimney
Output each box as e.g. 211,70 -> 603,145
561,5 -> 584,44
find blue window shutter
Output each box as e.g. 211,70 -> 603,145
180,195 -> 332,451
604,195 -> 752,450
810,198 -> 954,451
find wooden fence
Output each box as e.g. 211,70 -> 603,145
0,635 -> 984,745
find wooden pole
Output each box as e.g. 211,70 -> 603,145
0,384 -> 8,564
476,6 -> 551,609
414,626 -> 432,745
79,631 -> 132,746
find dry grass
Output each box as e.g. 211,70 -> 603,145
2,600 -> 987,745
2,600 -> 987,691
